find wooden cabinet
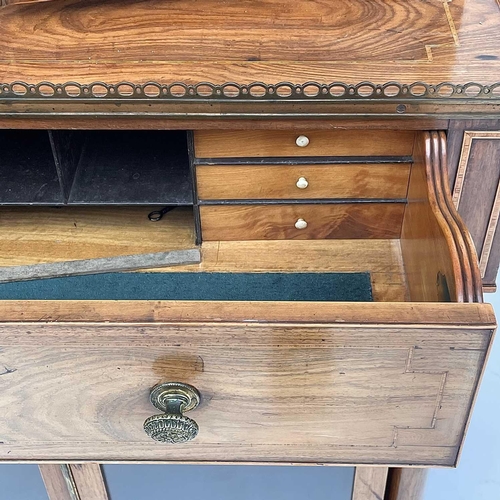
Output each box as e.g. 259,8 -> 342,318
0,0 -> 499,497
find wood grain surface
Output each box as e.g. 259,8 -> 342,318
387,469 -> 428,500
69,464 -> 109,500
353,467 -> 389,500
0,300 -> 493,325
200,203 -> 405,240
0,117 -> 450,132
39,465 -> 77,500
196,164 -> 410,200
0,301 -> 494,464
194,130 -> 415,158
180,239 -> 408,302
0,207 -> 195,266
0,0 -> 499,84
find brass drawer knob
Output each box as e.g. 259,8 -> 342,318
296,176 -> 309,189
295,135 -> 310,147
295,218 -> 308,229
143,382 -> 201,444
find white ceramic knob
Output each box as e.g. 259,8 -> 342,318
295,218 -> 308,230
295,135 -> 310,147
296,177 -> 309,189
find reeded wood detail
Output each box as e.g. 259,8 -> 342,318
429,131 -> 483,303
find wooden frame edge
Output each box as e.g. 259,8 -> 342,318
452,131 -> 500,280
386,468 -> 428,500
352,467 -> 389,500
40,464 -> 109,500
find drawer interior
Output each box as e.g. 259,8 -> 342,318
0,129 -> 482,304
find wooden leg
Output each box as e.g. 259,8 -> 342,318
386,468 -> 428,500
352,467 -> 388,500
40,464 -> 109,500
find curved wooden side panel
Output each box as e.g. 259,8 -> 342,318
401,131 -> 482,303
433,131 -> 483,303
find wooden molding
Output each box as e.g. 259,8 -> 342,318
452,131 -> 500,279
0,81 -> 499,120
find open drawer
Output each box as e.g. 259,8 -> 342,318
0,132 -> 495,467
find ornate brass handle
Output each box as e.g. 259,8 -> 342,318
143,382 -> 201,444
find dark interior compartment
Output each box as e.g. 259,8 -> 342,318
0,130 -> 192,206
0,130 -> 63,204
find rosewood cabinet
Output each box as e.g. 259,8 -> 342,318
0,0 -> 499,498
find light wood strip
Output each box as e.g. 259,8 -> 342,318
352,467 -> 389,500
69,464 -> 109,500
194,130 -> 415,158
451,131 -> 500,285
200,204 -> 405,240
39,465 -> 77,500
196,164 -> 410,200
0,300 -> 494,327
0,249 -> 200,283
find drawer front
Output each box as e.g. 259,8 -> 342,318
196,164 -> 410,200
0,300 -> 493,466
200,203 -> 405,240
194,130 -> 416,158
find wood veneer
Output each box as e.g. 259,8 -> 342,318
196,164 -> 410,200
0,207 -> 196,266
0,0 -> 499,84
194,130 -> 415,158
0,301 -> 494,464
200,203 -> 405,240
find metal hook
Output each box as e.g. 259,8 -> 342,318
148,206 -> 176,222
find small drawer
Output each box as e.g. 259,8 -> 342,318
199,203 -> 405,240
194,130 -> 416,158
196,164 -> 410,200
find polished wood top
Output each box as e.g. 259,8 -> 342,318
0,0 -> 499,86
